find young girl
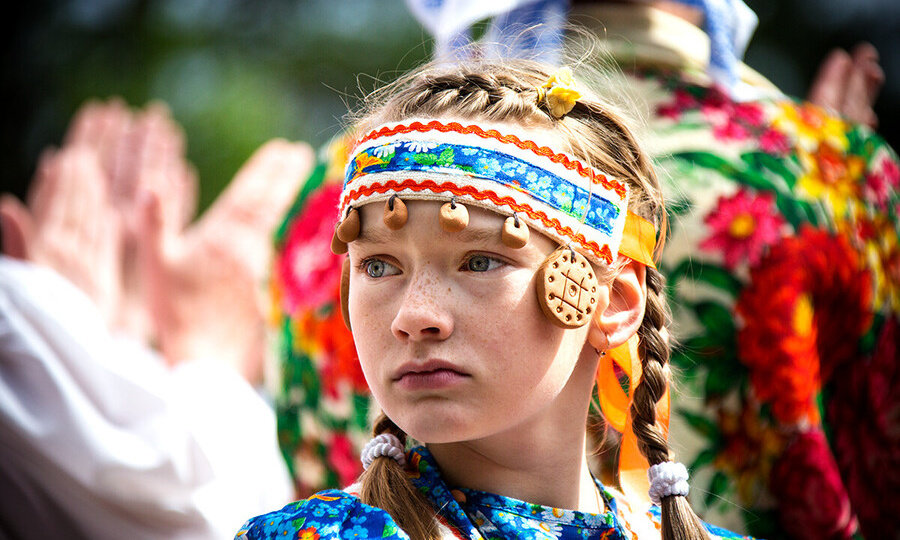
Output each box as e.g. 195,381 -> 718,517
238,56 -> 753,540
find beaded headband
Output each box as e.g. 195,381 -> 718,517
337,119 -> 656,268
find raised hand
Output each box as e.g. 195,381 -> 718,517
60,98 -> 198,339
807,42 -> 885,129
0,147 -> 122,325
137,139 -> 314,383
64,98 -> 197,232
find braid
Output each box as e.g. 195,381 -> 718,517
377,65 -> 551,128
630,267 -> 670,464
358,413 -> 441,540
353,54 -> 707,539
632,268 -> 711,540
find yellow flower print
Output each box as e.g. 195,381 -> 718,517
796,141 -> 865,218
352,151 -> 387,175
857,215 -> 900,312
774,102 -> 849,153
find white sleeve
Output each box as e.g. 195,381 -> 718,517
0,256 -> 293,540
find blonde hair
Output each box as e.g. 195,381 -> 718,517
351,53 -> 709,540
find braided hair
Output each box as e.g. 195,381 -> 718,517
354,55 -> 709,540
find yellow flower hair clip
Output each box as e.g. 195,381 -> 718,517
536,67 -> 582,118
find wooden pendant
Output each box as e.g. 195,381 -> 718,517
383,195 -> 408,230
339,258 -> 352,331
536,248 -> 600,329
336,207 -> 361,242
501,215 -> 529,248
331,230 -> 348,254
440,200 -> 469,232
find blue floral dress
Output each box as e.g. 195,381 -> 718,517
236,447 -> 754,540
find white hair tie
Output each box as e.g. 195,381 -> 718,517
360,434 -> 407,470
647,462 -> 690,505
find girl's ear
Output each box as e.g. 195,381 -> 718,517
587,259 -> 647,350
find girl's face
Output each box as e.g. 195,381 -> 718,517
347,199 -> 605,444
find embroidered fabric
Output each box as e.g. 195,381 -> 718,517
343,119 -> 632,267
347,140 -> 620,234
237,447 -> 755,539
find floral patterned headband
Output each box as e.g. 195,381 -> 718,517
335,119 -> 656,269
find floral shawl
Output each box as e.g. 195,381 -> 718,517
236,447 -> 754,540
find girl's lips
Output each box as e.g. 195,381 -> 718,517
393,360 -> 470,391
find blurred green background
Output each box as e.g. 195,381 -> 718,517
3,0 -> 898,214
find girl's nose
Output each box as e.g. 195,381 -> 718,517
390,271 -> 454,342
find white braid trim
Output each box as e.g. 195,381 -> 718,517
360,434 -> 407,470
647,461 -> 690,505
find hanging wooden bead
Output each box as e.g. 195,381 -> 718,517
336,206 -> 361,243
331,230 -> 348,254
383,195 -> 408,230
440,199 -> 469,232
339,258 -> 352,331
536,248 -> 600,329
501,214 -> 529,248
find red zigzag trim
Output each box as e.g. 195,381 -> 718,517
355,120 -> 628,200
341,178 -> 615,264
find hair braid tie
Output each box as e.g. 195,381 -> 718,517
361,433 -> 407,470
647,461 -> 690,505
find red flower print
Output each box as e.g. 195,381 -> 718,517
712,118 -> 749,142
296,293 -> 367,397
735,226 -> 873,425
275,183 -> 344,314
713,400 -> 786,505
656,87 -> 698,120
862,155 -> 900,209
297,526 -> 320,540
326,433 -> 362,488
733,102 -> 765,127
770,429 -> 859,540
700,188 -> 784,270
758,128 -> 790,156
826,318 -> 900,539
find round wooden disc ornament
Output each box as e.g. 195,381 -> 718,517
536,248 -> 601,329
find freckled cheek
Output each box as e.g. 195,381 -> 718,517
348,285 -> 396,366
466,279 -> 552,349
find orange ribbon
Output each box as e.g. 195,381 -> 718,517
619,212 -> 657,269
596,334 -> 670,508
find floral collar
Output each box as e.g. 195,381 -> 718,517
406,446 -> 634,540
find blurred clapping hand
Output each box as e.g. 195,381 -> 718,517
808,42 -> 885,129
137,140 -> 313,384
0,146 -> 123,325
0,98 -> 313,383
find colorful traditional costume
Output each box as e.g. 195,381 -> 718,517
267,2 -> 900,538
238,447 -> 753,540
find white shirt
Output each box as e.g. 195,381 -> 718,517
0,256 -> 293,539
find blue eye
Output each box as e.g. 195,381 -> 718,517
465,255 -> 503,273
362,259 -> 400,278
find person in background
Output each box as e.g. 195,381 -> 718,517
0,99 -> 312,539
267,1 -> 898,539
